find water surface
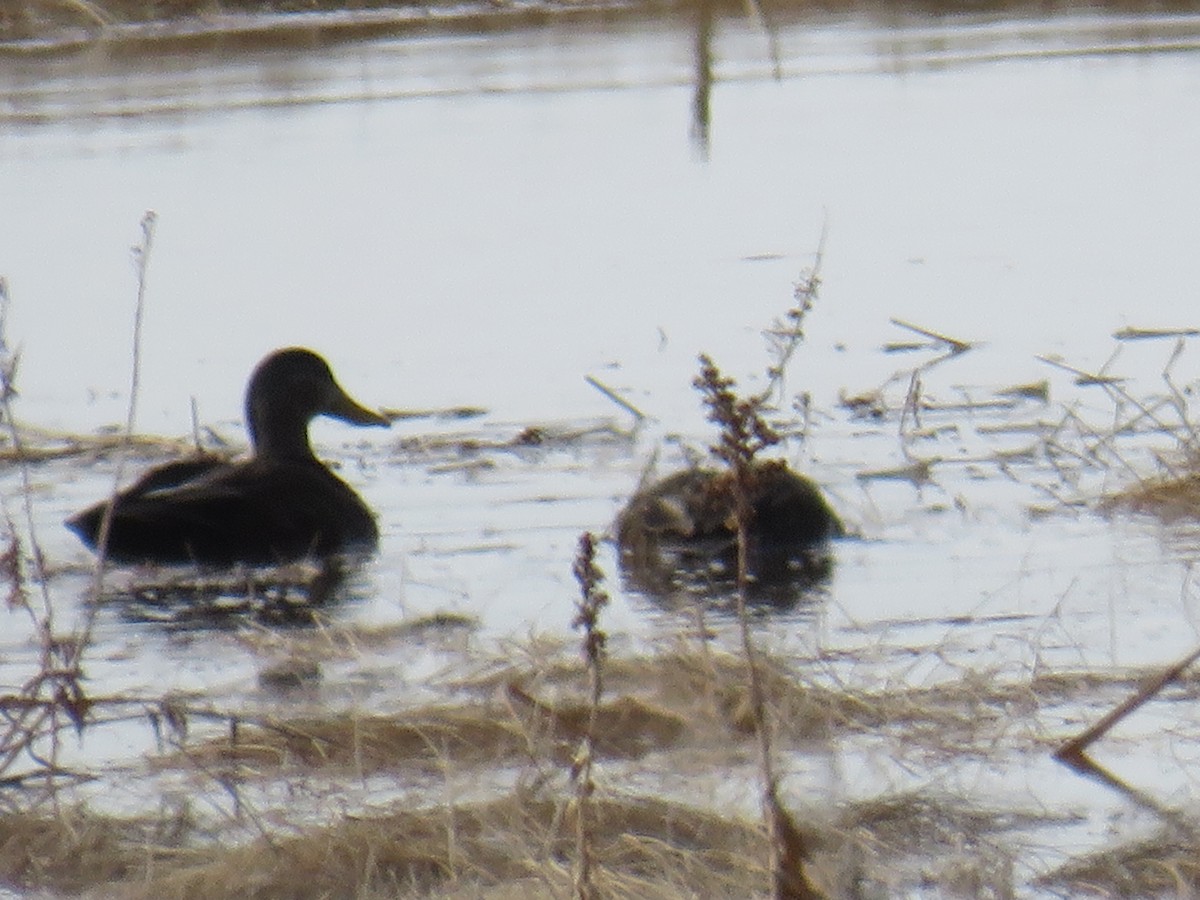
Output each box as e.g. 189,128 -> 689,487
4,6 -> 1200,894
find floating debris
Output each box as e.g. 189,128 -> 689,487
1113,326 -> 1200,341
995,380 -> 1050,403
381,405 -> 487,421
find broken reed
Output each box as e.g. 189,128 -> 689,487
569,532 -> 609,900
694,355 -> 824,900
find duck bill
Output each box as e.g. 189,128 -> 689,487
327,387 -> 391,428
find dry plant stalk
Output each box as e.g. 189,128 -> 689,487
569,532 -> 610,900
90,210 -> 156,579
0,277 -> 91,792
0,212 -> 156,795
694,356 -> 824,900
1056,644 -> 1200,766
762,241 -> 824,407
1036,338 -> 1200,495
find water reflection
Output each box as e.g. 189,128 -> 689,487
690,0 -> 715,155
619,546 -> 837,616
7,1 -> 1200,127
99,557 -> 364,628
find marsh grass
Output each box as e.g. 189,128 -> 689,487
7,0 -> 1200,46
0,784 -> 1040,899
109,791 -> 774,900
1038,333 -> 1200,526
1038,829 -> 1200,897
0,276 -> 100,799
0,632 -> 1140,898
687,247 -> 833,898
0,805 -> 178,894
0,0 -> 668,48
0,626 -> 1175,892
0,217 -> 175,804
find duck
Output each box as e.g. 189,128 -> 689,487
67,347 -> 390,567
615,459 -> 842,594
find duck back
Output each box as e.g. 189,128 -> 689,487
67,456 -> 379,566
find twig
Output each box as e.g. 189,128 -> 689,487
584,375 -> 646,424
189,397 -> 204,453
1036,354 -> 1125,387
1,211 -> 158,791
1056,645 -> 1200,765
890,318 -> 974,356
87,210 -> 157,604
1160,337 -> 1200,452
0,278 -> 83,794
1113,326 -> 1200,341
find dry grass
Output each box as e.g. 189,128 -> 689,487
0,607 -> 1188,898
0,0 -> 652,51
0,631 -> 1136,897
0,751 -> 1062,899
165,692 -> 684,775
1038,830 -> 1200,898
454,646 -> 1138,759
1107,469 -> 1200,521
170,706 -> 530,773
105,791 -> 769,900
0,791 -> 767,899
0,806 -> 180,895
0,785 -> 1048,899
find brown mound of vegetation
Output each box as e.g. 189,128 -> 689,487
168,692 -> 686,776
1107,469 -> 1200,522
0,792 -> 767,899
1038,830 -> 1200,898
0,807 -> 174,895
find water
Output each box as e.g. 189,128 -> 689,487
4,5 -> 1200,894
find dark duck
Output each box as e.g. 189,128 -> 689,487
67,348 -> 390,566
616,460 -> 843,594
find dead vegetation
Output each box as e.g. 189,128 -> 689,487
0,806 -> 172,895
1108,469 -> 1200,521
0,636 -> 1139,898
1038,830 -> 1200,898
9,220 -> 1200,900
98,792 -> 771,900
0,779 -> 1062,899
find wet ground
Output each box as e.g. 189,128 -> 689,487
5,3 -> 1200,896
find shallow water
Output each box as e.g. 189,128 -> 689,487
5,5 -> 1200,894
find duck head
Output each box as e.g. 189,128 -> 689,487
246,348 -> 389,461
